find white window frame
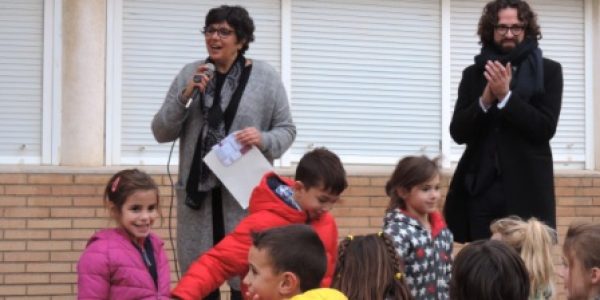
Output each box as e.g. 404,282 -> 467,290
440,0 -> 452,168
0,0 -> 60,165
279,0 -> 293,167
44,0 -> 62,165
584,0 -> 594,170
106,0 -> 123,166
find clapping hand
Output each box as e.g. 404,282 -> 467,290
483,60 -> 512,101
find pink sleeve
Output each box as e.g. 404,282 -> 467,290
77,241 -> 110,299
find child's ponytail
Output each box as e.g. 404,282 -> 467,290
491,216 -> 555,299
332,237 -> 353,297
380,233 -> 413,300
522,218 -> 555,298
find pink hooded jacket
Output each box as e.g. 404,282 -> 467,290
77,228 -> 170,299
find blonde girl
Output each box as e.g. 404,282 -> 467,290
490,216 -> 556,300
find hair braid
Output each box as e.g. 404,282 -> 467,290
333,234 -> 413,300
331,237 -> 351,291
381,233 -> 412,300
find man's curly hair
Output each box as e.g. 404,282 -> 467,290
477,0 -> 542,46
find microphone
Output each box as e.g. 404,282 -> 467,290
191,63 -> 215,105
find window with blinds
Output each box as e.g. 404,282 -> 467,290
449,0 -> 586,169
0,0 -> 44,164
113,0 -> 590,168
289,0 -> 442,164
118,0 -> 281,165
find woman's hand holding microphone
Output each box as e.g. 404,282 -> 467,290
180,63 -> 215,106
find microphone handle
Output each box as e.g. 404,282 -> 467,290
190,73 -> 204,109
191,87 -> 202,110
190,64 -> 214,109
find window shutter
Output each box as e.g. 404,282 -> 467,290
449,0 -> 586,169
535,0 -> 586,167
0,0 -> 44,163
119,0 -> 281,164
289,0 -> 442,164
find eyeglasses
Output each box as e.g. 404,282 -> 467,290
202,26 -> 234,39
494,24 -> 525,36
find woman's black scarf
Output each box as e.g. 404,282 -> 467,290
185,54 -> 251,209
475,37 -> 544,100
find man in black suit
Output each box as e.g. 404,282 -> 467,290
444,0 -> 562,242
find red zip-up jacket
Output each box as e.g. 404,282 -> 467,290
172,172 -> 338,300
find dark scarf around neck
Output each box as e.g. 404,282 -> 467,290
475,37 -> 544,99
185,54 -> 251,209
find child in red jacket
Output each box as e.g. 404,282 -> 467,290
172,147 -> 347,299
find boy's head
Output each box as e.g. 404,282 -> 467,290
243,224 -> 327,300
450,239 -> 530,300
293,147 -> 347,220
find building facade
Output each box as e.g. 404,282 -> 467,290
1,0 -> 599,298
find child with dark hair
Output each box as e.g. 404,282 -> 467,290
77,169 -> 170,299
172,147 -> 348,299
243,224 -> 347,300
450,239 -> 530,300
332,232 -> 413,300
382,156 -> 453,299
561,222 -> 600,300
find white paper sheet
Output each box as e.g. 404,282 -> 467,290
204,142 -> 273,209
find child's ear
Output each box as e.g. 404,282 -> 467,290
395,186 -> 409,199
106,202 -> 117,217
590,267 -> 600,285
293,181 -> 305,192
278,271 -> 301,297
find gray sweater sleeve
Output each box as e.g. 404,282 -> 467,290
152,60 -> 295,161
258,68 -> 296,160
151,62 -> 198,143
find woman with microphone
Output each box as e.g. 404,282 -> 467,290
151,5 -> 296,299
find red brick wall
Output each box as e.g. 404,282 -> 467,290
1,170 -> 599,299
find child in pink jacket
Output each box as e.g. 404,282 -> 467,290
77,169 -> 170,299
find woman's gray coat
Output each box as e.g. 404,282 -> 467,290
152,59 -> 296,288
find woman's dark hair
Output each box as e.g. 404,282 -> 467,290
477,0 -> 542,46
104,169 -> 159,214
205,5 -> 255,54
450,239 -> 530,300
386,156 -> 439,210
332,233 -> 413,300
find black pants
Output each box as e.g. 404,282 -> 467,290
204,188 -> 243,300
467,180 -> 507,241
